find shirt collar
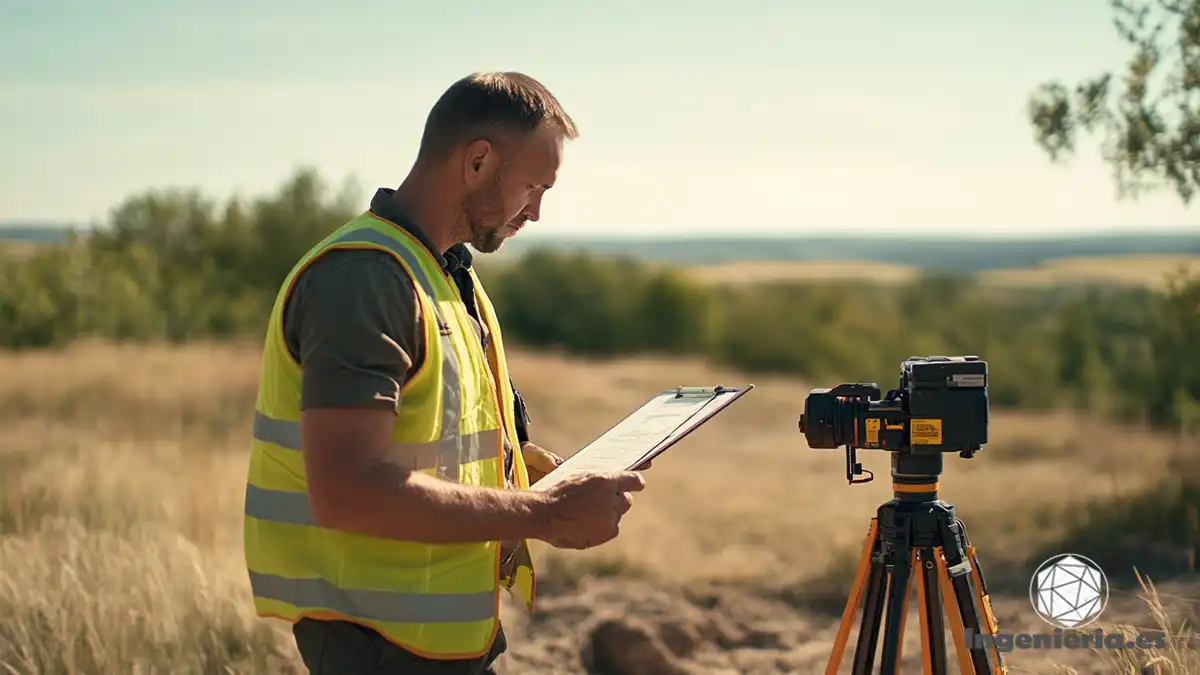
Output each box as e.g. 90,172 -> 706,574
368,187 -> 473,273
443,243 -> 473,273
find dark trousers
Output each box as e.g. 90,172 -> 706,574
293,618 -> 507,674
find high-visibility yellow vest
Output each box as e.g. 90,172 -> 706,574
242,210 -> 537,659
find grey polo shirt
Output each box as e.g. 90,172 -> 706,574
280,187 -> 530,473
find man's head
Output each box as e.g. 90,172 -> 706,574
416,72 -> 579,253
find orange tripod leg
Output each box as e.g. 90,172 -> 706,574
825,519 -> 879,675
935,547 -> 975,675
966,543 -> 1007,675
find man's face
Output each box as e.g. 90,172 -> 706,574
461,124 -> 563,253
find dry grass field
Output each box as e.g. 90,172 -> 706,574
0,240 -> 40,261
681,261 -> 921,286
978,255 -> 1200,291
0,341 -> 1197,674
677,254 -> 1200,290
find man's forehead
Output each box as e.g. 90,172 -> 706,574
508,126 -> 562,182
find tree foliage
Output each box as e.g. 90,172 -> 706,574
1029,0 -> 1200,203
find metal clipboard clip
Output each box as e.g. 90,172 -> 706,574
673,384 -> 729,400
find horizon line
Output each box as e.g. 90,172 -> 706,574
0,220 -> 1195,242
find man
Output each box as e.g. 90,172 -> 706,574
242,71 -> 647,674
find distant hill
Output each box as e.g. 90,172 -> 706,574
0,222 -> 77,243
2,221 -> 1194,273
496,231 -> 1200,273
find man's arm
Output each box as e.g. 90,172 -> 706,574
302,408 -> 551,543
284,250 -> 552,544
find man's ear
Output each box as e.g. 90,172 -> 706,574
462,139 -> 494,187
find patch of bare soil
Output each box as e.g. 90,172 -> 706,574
496,578 -> 1200,675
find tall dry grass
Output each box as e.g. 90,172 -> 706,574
0,340 -> 1195,674
0,341 -> 297,674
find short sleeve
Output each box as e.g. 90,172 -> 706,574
281,249 -> 426,412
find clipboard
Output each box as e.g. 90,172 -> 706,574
527,384 -> 754,492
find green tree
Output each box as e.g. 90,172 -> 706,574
1148,266 -> 1200,431
635,270 -> 711,354
1028,0 -> 1200,203
1027,0 -> 1200,430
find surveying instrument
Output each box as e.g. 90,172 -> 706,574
798,356 -> 1007,675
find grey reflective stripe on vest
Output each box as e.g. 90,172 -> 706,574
249,571 -> 496,624
246,483 -> 315,526
251,411 -> 497,477
244,418 -> 500,527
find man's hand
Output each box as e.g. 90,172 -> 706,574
520,442 -> 563,485
535,471 -> 646,549
522,442 -> 652,486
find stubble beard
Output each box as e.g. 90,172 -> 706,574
461,172 -> 510,254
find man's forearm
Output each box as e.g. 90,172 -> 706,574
309,462 -> 550,544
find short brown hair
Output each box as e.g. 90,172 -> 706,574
416,71 -> 579,161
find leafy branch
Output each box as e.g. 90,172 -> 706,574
1028,0 -> 1200,205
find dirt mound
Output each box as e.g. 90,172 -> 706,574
499,578 -> 844,674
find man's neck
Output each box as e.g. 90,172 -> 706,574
392,171 -> 461,254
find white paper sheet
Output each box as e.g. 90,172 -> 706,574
527,386 -> 751,491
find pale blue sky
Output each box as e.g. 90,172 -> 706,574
1,0 -> 1194,237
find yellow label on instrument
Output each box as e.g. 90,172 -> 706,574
885,421 -> 905,430
911,419 -> 942,445
865,418 -> 880,444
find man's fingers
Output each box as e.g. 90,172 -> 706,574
608,488 -> 634,512
523,444 -> 562,473
610,471 -> 646,493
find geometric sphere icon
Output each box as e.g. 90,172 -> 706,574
1029,553 -> 1109,629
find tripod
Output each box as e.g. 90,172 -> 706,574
825,453 -> 1007,675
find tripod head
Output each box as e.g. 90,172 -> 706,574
797,356 -> 989,492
